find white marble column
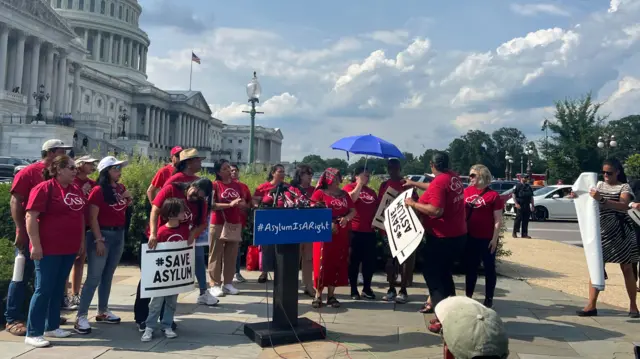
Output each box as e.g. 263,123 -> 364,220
128,39 -> 133,67
0,25 -> 9,91
107,33 -> 113,63
63,78 -> 70,113
144,105 -> 150,138
71,63 -> 81,114
187,116 -> 192,147
134,43 -> 139,70
119,36 -> 124,65
199,120 -> 203,147
55,51 -> 67,113
27,39 -> 41,113
163,111 -> 168,145
93,31 -> 100,60
12,31 -> 25,92
149,106 -> 155,144
83,28 -> 88,52
142,47 -> 147,73
176,113 -> 183,146
155,108 -> 161,144
130,105 -> 137,135
43,46 -> 54,112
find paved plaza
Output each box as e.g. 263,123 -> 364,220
2,238 -> 640,358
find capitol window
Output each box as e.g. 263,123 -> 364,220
67,0 -> 73,9
56,0 -> 62,8
110,103 -> 114,111
89,0 -> 95,12
78,0 -> 84,10
100,0 -> 105,14
118,5 -> 122,19
97,99 -> 103,108
228,139 -> 232,144
125,8 -> 129,22
110,3 -> 114,16
239,139 -> 243,144
84,95 -> 90,104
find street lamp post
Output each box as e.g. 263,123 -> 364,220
118,108 -> 128,138
242,72 -> 264,167
525,144 -> 534,177
597,135 -> 617,158
505,152 -> 513,180
32,84 -> 49,123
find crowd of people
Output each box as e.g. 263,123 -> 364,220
4,138 -> 516,357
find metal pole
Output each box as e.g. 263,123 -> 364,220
249,99 -> 256,166
189,50 -> 193,91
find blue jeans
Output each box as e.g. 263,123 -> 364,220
77,230 -> 125,317
145,294 -> 178,331
194,246 -> 207,293
5,248 -> 35,324
27,254 -> 75,336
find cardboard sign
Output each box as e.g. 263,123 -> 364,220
253,208 -> 333,245
384,188 -> 425,264
372,186 -> 400,230
141,242 -> 195,299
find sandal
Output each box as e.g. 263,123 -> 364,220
428,320 -> 442,334
5,321 -> 27,336
312,298 -> 323,309
419,303 -> 434,314
327,296 -> 341,308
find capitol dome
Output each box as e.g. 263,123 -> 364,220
49,0 -> 150,83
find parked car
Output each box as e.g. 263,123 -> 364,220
489,181 -> 519,194
0,156 -> 30,176
406,174 -> 435,183
499,185 -> 543,207
505,185 -> 576,221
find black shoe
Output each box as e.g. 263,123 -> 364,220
362,289 -> 375,300
483,298 -> 493,308
576,309 -> 598,317
351,291 -> 361,300
629,311 -> 640,318
512,232 -> 518,238
383,287 -> 397,302
137,322 -> 146,332
171,321 -> 177,330
258,273 -> 268,283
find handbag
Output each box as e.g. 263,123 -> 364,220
216,181 -> 242,242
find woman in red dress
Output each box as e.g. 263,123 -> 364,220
310,168 -> 356,308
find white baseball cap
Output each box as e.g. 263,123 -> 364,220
97,156 -> 128,172
42,139 -> 73,151
435,296 -> 509,359
75,155 -> 99,165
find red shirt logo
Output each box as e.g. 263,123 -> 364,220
64,193 -> 85,211
221,188 -> 240,201
359,191 -> 375,204
465,194 -> 487,208
330,197 -> 348,209
450,177 -> 463,193
111,192 -> 128,212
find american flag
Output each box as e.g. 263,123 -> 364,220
192,52 -> 201,64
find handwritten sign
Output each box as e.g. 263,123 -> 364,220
372,186 -> 399,230
141,242 -> 195,298
384,189 -> 425,264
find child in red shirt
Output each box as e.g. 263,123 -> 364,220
142,198 -> 188,342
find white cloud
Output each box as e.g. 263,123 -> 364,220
510,3 -> 571,17
363,30 -> 410,45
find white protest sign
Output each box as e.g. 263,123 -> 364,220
384,188 -> 425,264
141,242 -> 195,299
372,186 -> 399,230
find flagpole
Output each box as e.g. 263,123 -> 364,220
189,50 -> 193,91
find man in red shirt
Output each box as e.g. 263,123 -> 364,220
5,139 -> 72,336
163,148 -> 204,186
404,151 -> 466,333
146,146 -> 182,202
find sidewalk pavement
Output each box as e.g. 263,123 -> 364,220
1,241 -> 639,358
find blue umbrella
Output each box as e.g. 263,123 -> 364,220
330,134 -> 405,159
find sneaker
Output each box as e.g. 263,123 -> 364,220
197,291 -> 220,306
258,272 -> 268,283
137,322 -> 146,333
45,328 -> 72,338
25,336 -> 51,348
395,290 -> 408,304
141,328 -> 153,342
357,273 -> 364,285
362,289 -> 376,300
351,292 -> 361,300
233,273 -> 246,283
62,295 -> 77,310
162,328 -> 178,339
223,284 -> 239,295
72,294 -> 81,307
210,286 -> 225,298
95,311 -> 121,324
383,287 -> 397,302
74,316 -> 91,335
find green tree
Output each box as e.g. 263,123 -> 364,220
606,115 -> 640,160
447,130 -> 499,175
300,155 -> 326,173
403,160 -> 426,175
625,154 -> 640,180
324,158 -> 349,174
542,93 -> 606,182
492,127 -> 527,176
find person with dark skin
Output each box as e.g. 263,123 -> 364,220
512,175 -> 535,238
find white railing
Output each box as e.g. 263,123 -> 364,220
0,90 -> 27,104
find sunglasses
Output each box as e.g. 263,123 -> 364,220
111,165 -> 122,171
468,173 -> 477,178
67,165 -> 77,171
601,171 -> 614,176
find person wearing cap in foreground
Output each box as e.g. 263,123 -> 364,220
146,146 -> 183,202
75,156 -> 132,335
164,148 -> 205,186
5,139 -> 72,337
435,296 -> 509,359
62,155 -> 99,311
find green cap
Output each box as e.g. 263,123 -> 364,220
435,296 -> 509,359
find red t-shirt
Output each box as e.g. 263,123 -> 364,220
254,182 -> 287,207
310,190 -> 354,218
464,186 -> 503,239
11,161 -> 46,208
150,164 -> 175,188
418,171 -> 466,238
157,223 -> 191,243
26,179 -> 86,256
342,183 -> 378,232
235,180 -> 253,227
73,177 -> 97,198
211,180 -> 244,225
88,184 -> 130,227
150,184 -> 207,235
164,172 -> 199,186
285,185 -> 315,207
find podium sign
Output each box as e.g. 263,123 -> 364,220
253,208 -> 333,245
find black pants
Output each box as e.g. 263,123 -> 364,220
421,234 -> 466,307
348,231 -> 377,294
514,204 -> 531,235
464,236 -> 497,300
133,236 -> 165,325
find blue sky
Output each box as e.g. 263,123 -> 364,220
138,0 -> 640,161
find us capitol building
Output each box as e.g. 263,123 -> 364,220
0,0 -> 283,164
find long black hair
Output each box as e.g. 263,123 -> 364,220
350,166 -> 367,183
213,159 -> 229,181
98,167 -> 118,205
604,157 -> 627,184
170,178 -> 213,226
431,151 -> 450,172
173,160 -> 188,175
290,164 -> 313,188
267,164 -> 285,181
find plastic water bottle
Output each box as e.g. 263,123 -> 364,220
12,252 -> 25,282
